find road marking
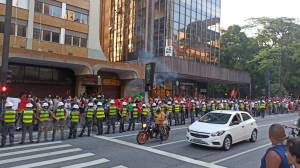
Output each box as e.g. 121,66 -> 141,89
9,153 -> 95,168
111,166 -> 128,168
211,143 -> 271,164
61,158 -> 110,168
0,148 -> 82,165
92,135 -> 226,168
0,144 -> 72,157
0,141 -> 62,151
258,119 -> 296,128
151,140 -> 186,148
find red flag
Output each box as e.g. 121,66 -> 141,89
230,89 -> 237,98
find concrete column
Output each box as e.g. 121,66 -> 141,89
26,0 -> 35,49
61,3 -> 67,19
60,28 -> 65,44
87,0 -> 107,60
75,76 -> 86,96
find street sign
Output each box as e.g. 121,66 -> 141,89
165,46 -> 173,57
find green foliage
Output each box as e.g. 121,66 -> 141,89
221,17 -> 300,97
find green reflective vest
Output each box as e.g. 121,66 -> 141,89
167,105 -> 173,113
109,106 -> 117,116
40,110 -> 49,122
132,107 -> 138,118
181,105 -> 185,112
161,106 -> 165,113
71,111 -> 79,123
191,105 -> 196,112
96,107 -> 105,119
201,105 -> 206,112
260,103 -> 266,109
121,107 -> 127,117
142,108 -> 148,116
23,110 -> 34,124
86,108 -> 94,119
174,105 -> 180,113
56,108 -> 65,120
211,104 -> 216,111
4,110 -> 16,124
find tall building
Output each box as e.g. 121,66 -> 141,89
0,0 -> 144,98
101,0 -> 250,97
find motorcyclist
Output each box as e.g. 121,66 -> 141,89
154,108 -> 166,143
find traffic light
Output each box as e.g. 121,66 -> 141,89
1,85 -> 7,92
6,69 -> 12,84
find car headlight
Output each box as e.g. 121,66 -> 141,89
211,131 -> 226,137
142,123 -> 147,128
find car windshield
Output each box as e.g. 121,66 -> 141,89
198,113 -> 232,124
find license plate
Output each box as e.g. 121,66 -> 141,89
191,139 -> 206,144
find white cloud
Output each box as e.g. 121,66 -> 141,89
221,0 -> 300,29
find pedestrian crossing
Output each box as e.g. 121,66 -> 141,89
0,141 -> 128,168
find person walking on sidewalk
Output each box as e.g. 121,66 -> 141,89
20,103 -> 35,144
1,101 -> 17,147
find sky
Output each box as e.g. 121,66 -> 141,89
221,0 -> 300,29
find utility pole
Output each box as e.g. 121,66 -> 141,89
1,0 -> 13,113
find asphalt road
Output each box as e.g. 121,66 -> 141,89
0,113 -> 298,168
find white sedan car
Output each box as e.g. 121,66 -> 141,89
186,110 -> 258,150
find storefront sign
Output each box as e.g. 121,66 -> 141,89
165,46 -> 173,57
102,79 -> 120,86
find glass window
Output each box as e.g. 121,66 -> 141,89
199,113 -> 232,124
17,24 -> 26,37
15,0 -> 28,9
33,28 -> 41,40
241,113 -> 252,121
42,30 -> 51,41
0,22 -> 4,33
39,67 -> 52,81
44,3 -> 50,15
25,66 -> 39,80
34,1 -> 43,13
52,32 -> 60,43
80,38 -> 87,47
81,14 -> 88,24
73,36 -> 80,47
51,5 -> 62,18
74,12 -> 81,23
65,34 -> 72,45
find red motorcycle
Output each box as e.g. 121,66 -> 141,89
136,122 -> 170,145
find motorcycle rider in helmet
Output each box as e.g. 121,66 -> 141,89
154,108 -> 166,143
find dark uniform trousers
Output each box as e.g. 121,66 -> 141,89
1,124 -> 15,146
106,116 -> 115,134
128,118 -> 137,131
174,112 -> 179,125
79,119 -> 93,136
37,121 -> 50,142
21,124 -> 33,143
96,118 -> 104,135
69,122 -> 78,139
52,120 -> 65,140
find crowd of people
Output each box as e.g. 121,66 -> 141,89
1,93 -> 300,148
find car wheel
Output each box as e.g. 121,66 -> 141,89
222,135 -> 232,151
250,130 -> 257,142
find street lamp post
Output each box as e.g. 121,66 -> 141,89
97,75 -> 102,93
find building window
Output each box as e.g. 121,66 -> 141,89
52,32 -> 60,43
1,0 -> 29,9
65,30 -> 88,48
33,28 -> 41,40
65,34 -> 72,45
17,24 -> 26,37
42,30 -> 51,41
35,1 -> 62,18
67,9 -> 88,24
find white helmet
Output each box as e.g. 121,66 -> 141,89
73,104 -> 79,109
97,102 -> 102,106
110,100 -> 115,104
202,102 -> 205,105
152,103 -> 157,107
122,102 -> 127,106
5,101 -> 13,107
88,102 -> 94,107
58,102 -> 64,107
26,103 -> 33,108
132,103 -> 136,107
42,102 -> 49,107
142,104 -> 146,107
174,100 -> 178,104
167,101 -> 172,105
180,101 -> 184,104
191,100 -> 195,103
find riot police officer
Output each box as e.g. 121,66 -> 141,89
119,102 -> 128,133
95,102 -> 105,135
52,102 -> 66,141
68,104 -> 80,139
105,100 -> 117,134
79,102 -> 94,137
1,101 -> 17,147
128,103 -> 139,131
37,102 -> 51,142
20,103 -> 35,144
